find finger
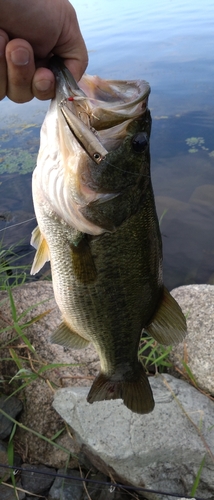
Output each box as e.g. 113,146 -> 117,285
32,66 -> 55,100
62,32 -> 88,82
5,38 -> 35,103
63,40 -> 88,82
53,5 -> 88,81
0,29 -> 9,101
54,39 -> 88,83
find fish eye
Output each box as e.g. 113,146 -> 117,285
93,152 -> 101,161
132,132 -> 149,153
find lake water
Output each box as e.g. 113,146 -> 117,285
0,0 -> 214,289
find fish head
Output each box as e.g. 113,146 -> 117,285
36,56 -> 151,234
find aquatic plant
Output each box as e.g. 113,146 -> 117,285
0,148 -> 37,175
185,136 -> 210,154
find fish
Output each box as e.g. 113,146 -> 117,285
31,56 -> 187,414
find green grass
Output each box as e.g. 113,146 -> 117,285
139,331 -> 173,374
190,455 -> 206,497
0,244 -> 28,290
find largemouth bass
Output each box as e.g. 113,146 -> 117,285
31,56 -> 186,414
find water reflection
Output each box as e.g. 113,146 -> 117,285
152,110 -> 214,288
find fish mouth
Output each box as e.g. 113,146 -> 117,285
49,56 -> 150,162
45,57 -> 151,234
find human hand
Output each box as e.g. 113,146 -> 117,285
0,0 -> 88,103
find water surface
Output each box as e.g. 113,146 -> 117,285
0,0 -> 214,289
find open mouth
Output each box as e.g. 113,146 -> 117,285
49,56 -> 150,164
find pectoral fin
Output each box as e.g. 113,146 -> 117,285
146,286 -> 187,345
30,225 -> 41,249
71,237 -> 97,283
51,321 -> 90,349
30,226 -> 50,275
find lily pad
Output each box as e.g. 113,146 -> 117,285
188,147 -> 198,153
185,137 -> 205,147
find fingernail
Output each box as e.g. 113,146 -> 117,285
10,47 -> 30,66
35,79 -> 52,92
0,36 -> 6,57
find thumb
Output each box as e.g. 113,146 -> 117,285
53,7 -> 88,81
61,37 -> 88,82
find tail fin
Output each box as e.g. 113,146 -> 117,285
87,362 -> 154,414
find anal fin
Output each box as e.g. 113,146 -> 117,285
146,286 -> 187,345
50,321 -> 90,349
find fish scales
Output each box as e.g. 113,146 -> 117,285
31,56 -> 187,414
47,190 -> 161,355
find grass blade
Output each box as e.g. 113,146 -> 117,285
182,361 -> 198,386
9,348 -> 23,370
190,454 -> 206,496
7,287 -> 17,322
138,337 -> 155,355
0,408 -> 77,458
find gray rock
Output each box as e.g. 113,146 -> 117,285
53,374 -> 214,500
0,481 -> 25,499
0,444 -> 23,481
81,471 -> 132,500
0,440 -> 10,480
48,468 -> 83,500
171,284 -> 214,396
26,497 -> 41,500
21,463 -> 56,494
0,395 -> 23,439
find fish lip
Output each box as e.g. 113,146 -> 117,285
79,74 -> 151,127
49,55 -> 151,116
49,56 -> 109,163
49,55 -> 82,99
49,55 -> 151,164
59,99 -> 108,164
